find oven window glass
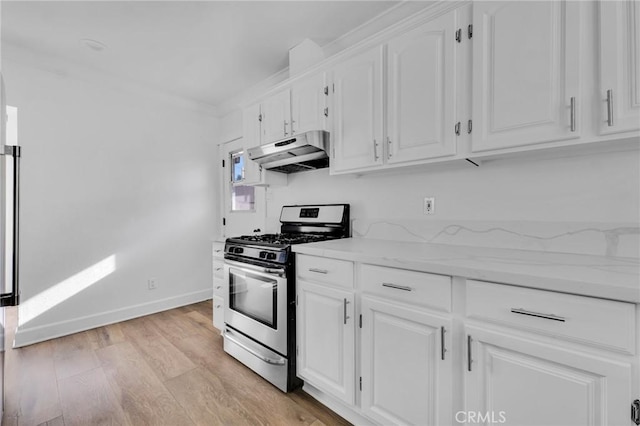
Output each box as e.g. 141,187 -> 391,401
229,268 -> 277,328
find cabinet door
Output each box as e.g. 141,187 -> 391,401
296,281 -> 355,404
387,11 -> 457,164
361,297 -> 452,426
465,325 -> 632,426
331,46 -> 384,173
291,73 -> 328,135
261,89 -> 291,144
471,1 -> 581,152
599,0 -> 640,135
241,104 -> 263,184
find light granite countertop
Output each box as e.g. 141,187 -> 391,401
292,238 -> 640,304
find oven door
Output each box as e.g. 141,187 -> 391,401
223,259 -> 288,356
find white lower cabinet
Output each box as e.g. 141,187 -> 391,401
296,280 -> 356,405
361,296 -> 452,426
465,325 -> 633,426
296,256 -> 638,426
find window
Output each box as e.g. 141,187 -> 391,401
231,185 -> 255,211
229,149 -> 255,212
231,150 -> 245,183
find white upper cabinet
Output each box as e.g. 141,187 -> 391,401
386,11 -> 457,164
471,1 -> 581,152
261,89 -> 291,144
598,0 -> 640,136
330,46 -> 385,173
291,73 -> 329,135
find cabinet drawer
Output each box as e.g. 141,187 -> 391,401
213,276 -> 225,298
466,280 -> 636,354
212,259 -> 224,280
361,264 -> 451,312
296,254 -> 354,289
212,295 -> 224,332
212,241 -> 224,258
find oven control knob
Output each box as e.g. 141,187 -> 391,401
233,247 -> 244,254
267,253 -> 277,260
259,251 -> 268,259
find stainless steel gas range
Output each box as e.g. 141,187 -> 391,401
222,204 -> 350,392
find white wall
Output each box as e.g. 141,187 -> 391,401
264,146 -> 640,256
4,50 -> 219,346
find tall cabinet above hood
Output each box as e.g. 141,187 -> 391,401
247,130 -> 329,173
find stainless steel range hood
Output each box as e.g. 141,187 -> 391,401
247,130 -> 329,173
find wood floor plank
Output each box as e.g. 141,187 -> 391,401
11,341 -> 62,425
53,348 -> 100,381
94,322 -> 126,348
165,367 -> 260,425
148,309 -> 209,342
183,310 -> 217,334
58,368 -> 127,426
119,316 -> 196,382
96,342 -> 194,425
288,390 -> 352,426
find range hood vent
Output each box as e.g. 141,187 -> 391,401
247,130 -> 330,174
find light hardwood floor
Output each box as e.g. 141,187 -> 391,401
2,301 -> 351,426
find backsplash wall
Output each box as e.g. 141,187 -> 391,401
265,147 -> 640,258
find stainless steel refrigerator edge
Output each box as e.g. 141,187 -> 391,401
0,72 -> 22,422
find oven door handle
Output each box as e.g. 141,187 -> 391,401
224,259 -> 286,276
223,330 -> 286,365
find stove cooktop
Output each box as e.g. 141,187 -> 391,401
228,233 -> 332,247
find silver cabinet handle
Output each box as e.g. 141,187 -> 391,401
291,119 -> 296,135
308,268 -> 328,274
382,282 -> 412,292
440,327 -> 447,361
467,335 -> 473,372
215,285 -> 222,290
214,249 -> 222,253
606,89 -> 614,127
387,137 -> 392,159
510,308 -> 566,322
214,267 -> 222,271
324,107 -> 329,117
373,139 -> 379,161
343,298 -> 350,325
223,330 -> 286,365
284,120 -> 289,136
570,97 -> 576,132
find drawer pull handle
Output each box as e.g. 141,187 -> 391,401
382,282 -> 412,292
309,268 -> 329,274
510,308 -> 566,322
215,268 -> 222,271
440,326 -> 447,361
215,286 -> 222,290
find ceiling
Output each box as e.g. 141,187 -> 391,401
2,1 -> 400,108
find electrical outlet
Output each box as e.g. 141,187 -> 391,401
423,197 -> 435,215
148,278 -> 157,290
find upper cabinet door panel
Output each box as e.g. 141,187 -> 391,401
472,1 -> 581,152
387,11 -> 457,164
261,89 -> 291,144
291,73 -> 327,135
599,0 -> 640,135
331,46 -> 384,173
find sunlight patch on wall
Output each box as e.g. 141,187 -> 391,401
19,254 -> 116,326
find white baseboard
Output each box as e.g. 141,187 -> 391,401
302,383 -> 375,426
13,289 -> 212,348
